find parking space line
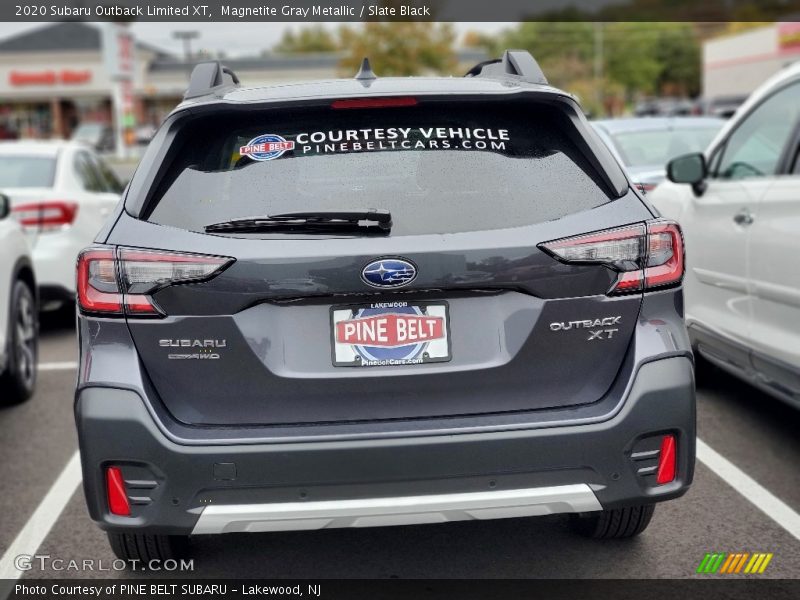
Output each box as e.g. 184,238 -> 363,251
696,437 -> 800,541
38,361 -> 78,371
0,451 -> 82,580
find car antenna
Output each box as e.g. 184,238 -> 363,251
355,57 -> 377,82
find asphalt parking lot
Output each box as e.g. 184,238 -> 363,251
0,313 -> 797,581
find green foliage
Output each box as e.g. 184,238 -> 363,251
274,26 -> 339,54
490,21 -> 703,112
273,20 -> 703,112
338,23 -> 458,77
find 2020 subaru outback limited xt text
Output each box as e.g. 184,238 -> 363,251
74,52 -> 695,562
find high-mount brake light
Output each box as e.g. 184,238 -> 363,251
77,247 -> 233,317
539,220 -> 684,295
331,97 -> 418,109
12,201 -> 78,232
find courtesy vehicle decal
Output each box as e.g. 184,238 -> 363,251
295,127 -> 510,155
237,127 -> 510,162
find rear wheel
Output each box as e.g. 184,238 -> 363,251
107,532 -> 189,564
569,504 -> 655,539
0,280 -> 37,405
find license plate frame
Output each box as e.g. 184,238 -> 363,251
330,300 -> 451,368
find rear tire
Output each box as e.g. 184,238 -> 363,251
107,532 -> 190,564
692,351 -> 719,388
569,504 -> 655,539
0,280 -> 37,405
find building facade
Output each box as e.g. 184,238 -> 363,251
703,22 -> 800,100
0,22 -> 486,143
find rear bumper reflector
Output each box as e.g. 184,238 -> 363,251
191,484 -> 602,534
656,435 -> 677,485
106,467 -> 131,516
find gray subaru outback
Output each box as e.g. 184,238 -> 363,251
74,51 -> 695,562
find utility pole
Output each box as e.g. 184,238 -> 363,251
594,22 -> 604,115
102,23 -> 135,160
173,30 -> 200,61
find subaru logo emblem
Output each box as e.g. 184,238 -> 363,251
361,258 -> 417,288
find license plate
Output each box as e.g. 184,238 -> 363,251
331,301 -> 451,367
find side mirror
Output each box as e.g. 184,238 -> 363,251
0,193 -> 9,220
667,152 -> 707,196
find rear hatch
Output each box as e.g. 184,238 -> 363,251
110,96 -> 651,427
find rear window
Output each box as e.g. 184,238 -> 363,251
147,101 -> 615,236
0,155 -> 56,188
609,126 -> 722,168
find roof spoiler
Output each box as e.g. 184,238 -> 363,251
184,61 -> 240,100
465,50 -> 548,85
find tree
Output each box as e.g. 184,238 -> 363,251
653,23 -> 701,97
274,26 -> 338,54
486,22 -> 599,91
338,22 -> 457,77
489,21 -> 703,114
604,23 -> 663,97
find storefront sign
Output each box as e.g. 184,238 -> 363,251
102,23 -> 135,81
9,70 -> 92,86
778,22 -> 800,52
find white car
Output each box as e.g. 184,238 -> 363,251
0,192 -> 37,404
650,62 -> 800,408
0,141 -> 123,310
592,117 -> 724,192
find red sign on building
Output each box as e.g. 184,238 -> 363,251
9,70 -> 92,86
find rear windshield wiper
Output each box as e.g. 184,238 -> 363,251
204,210 -> 392,235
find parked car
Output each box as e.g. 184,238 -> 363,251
71,122 -> 115,153
633,97 -> 694,117
592,117 -> 724,192
703,94 -> 749,119
0,141 -> 123,310
651,61 -> 800,409
0,192 -> 37,404
74,53 -> 695,562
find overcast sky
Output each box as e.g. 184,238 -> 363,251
0,22 -> 513,57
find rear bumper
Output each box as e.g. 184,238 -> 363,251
192,485 -> 602,534
75,357 -> 695,536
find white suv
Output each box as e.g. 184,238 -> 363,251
651,62 -> 800,409
0,192 -> 37,404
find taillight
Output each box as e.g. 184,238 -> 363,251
12,201 -> 78,232
539,220 -> 684,295
77,247 -> 233,317
636,183 -> 657,194
644,222 -> 685,289
76,249 -> 123,314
